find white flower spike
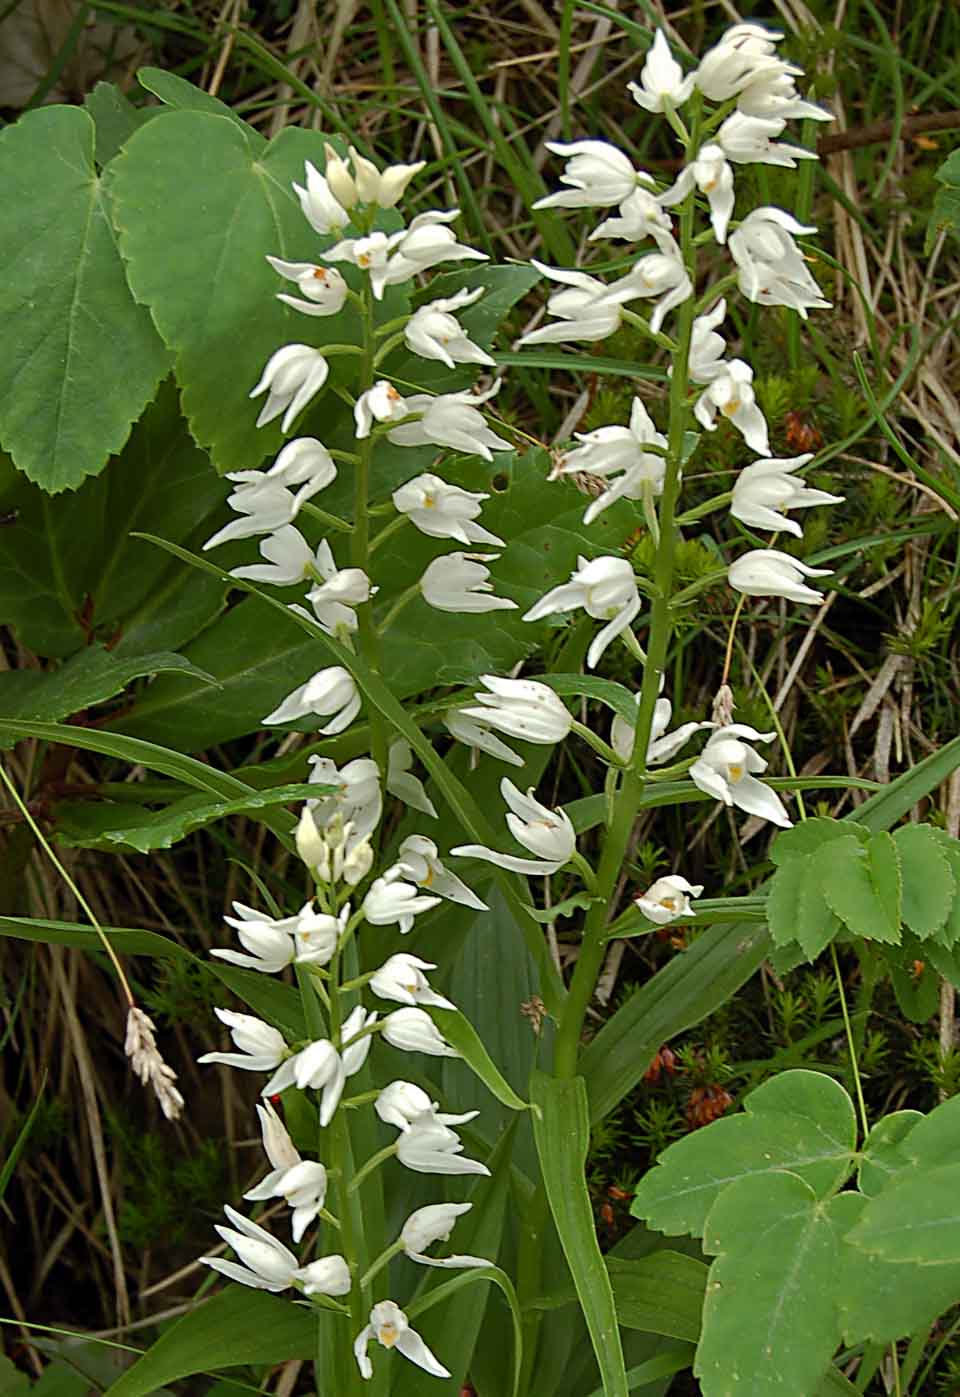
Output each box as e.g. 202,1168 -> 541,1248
268,436 -> 338,489
523,555 -> 641,669
731,455 -> 843,537
374,1081 -> 477,1133
395,1110 -> 490,1176
444,709 -> 525,768
556,397 -> 667,526
387,384 -> 512,462
262,666 -> 360,734
659,144 -> 735,244
201,1206 -> 303,1292
230,525 -> 316,586
263,1039 -> 346,1125
244,1102 -> 329,1242
517,262 -> 645,346
459,674 -> 572,745
420,552 -> 517,615
354,381 -> 409,439
687,300 -> 728,384
694,359 -> 770,455
728,549 -> 832,605
354,1300 -> 450,1381
308,755 -> 382,845
291,161 -> 351,234
210,902 -> 298,974
198,1009 -> 286,1072
628,30 -> 695,113
452,777 -> 576,876
250,345 -> 329,432
729,207 -> 830,318
690,724 -> 792,827
635,875 -> 704,925
393,474 -> 504,547
404,287 -> 495,369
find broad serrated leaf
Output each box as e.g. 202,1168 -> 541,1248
111,113 -> 359,470
930,830 -> 960,947
0,107 -> 170,490
630,1070 -> 857,1238
767,856 -> 807,949
836,1191 -> 960,1344
797,877 -> 844,961
770,818 -> 865,865
531,1071 -> 629,1397
0,646 -> 215,733
893,823 -> 955,938
820,834 -> 901,943
846,1160 -> 960,1264
0,383 -> 226,659
83,81 -> 156,166
857,1111 -> 923,1196
102,1287 -> 318,1397
53,781 -> 326,853
696,1172 -> 844,1397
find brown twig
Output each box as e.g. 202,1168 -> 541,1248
817,109 -> 960,155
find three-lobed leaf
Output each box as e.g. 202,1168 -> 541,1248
0,106 -> 171,490
630,1070 -> 857,1238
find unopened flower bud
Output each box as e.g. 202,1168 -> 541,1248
323,144 -> 358,208
343,838 -> 374,886
295,806 -> 326,869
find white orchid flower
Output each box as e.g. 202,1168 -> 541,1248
308,755 -> 382,845
387,382 -> 512,462
695,25 -> 788,101
321,145 -> 358,206
382,1007 -> 459,1057
202,471 -> 322,551
716,112 -> 818,168
533,139 -> 655,209
266,435 -> 337,487
198,1009 -> 286,1072
291,898 -> 346,967
731,455 -> 843,536
694,358 -> 770,455
374,1081 -> 477,1133
354,1300 -> 449,1381
345,146 -> 425,207
249,344 -> 329,432
659,144 -> 735,244
444,708 -> 524,767
299,1254 -> 352,1296
266,258 -> 348,318
611,693 -> 713,766
617,248 -> 693,332
459,674 -> 572,746
263,1039 -> 346,1125
370,953 -> 456,1010
210,902 -> 297,974
400,1203 -> 489,1268
395,1110 -> 490,1176
737,70 -> 833,123
517,262 -> 643,346
202,1205 -> 350,1295
557,396 -> 668,526
635,874 -> 704,925
728,207 -> 830,318
324,211 -> 486,300
229,525 -> 317,586
523,555 -> 641,669
728,549 -> 832,604
404,287 -> 495,369
452,777 -> 576,876
687,299 -> 728,384
302,542 -> 372,635
385,740 -> 437,818
291,160 -> 351,234
420,552 -> 517,615
390,834 -> 488,910
628,29 -> 695,112
244,1103 -> 328,1242
392,473 -> 504,547
354,380 -> 410,439
262,666 -> 360,734
589,187 -> 676,246
340,1004 -> 378,1077
690,724 -> 792,827
362,877 -> 441,934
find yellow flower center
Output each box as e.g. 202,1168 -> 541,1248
358,253 -> 371,268
722,397 -> 740,417
312,268 -> 329,282
379,1322 -> 399,1347
660,896 -> 678,911
728,763 -> 744,782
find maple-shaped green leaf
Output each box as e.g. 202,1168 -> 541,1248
696,1171 -> 845,1397
857,1110 -> 922,1197
630,1070 -> 856,1238
0,106 -> 170,491
846,1160 -> 960,1264
893,823 -> 956,938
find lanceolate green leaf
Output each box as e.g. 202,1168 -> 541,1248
430,1006 -> 530,1113
531,1071 -> 629,1397
0,106 -> 170,490
111,113 -> 355,471
102,1287 -> 319,1397
606,1253 -> 707,1342
0,914 -> 190,960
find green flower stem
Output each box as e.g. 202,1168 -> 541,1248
359,1239 -> 405,1289
569,718 -> 624,767
329,449 -> 363,465
692,273 -> 737,313
569,849 -> 600,893
299,502 -> 354,533
321,344 -> 366,357
620,307 -> 678,353
352,288 -> 389,778
347,1141 -> 399,1194
369,512 -> 409,554
373,330 -> 407,365
670,567 -> 729,607
675,489 -> 733,526
377,581 -> 420,634
552,104 -> 702,1081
